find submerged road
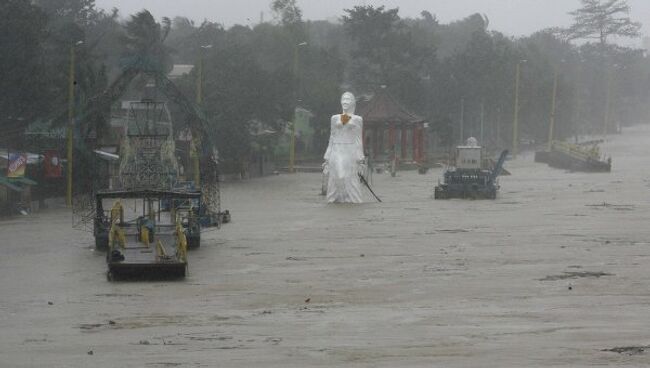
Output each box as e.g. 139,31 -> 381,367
1,126 -> 650,367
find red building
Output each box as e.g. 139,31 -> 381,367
356,89 -> 427,164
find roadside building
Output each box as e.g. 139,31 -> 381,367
356,88 -> 428,166
0,150 -> 38,215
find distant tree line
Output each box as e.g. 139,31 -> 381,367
1,0 -> 648,163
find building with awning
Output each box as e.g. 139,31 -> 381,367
0,160 -> 38,215
356,88 -> 427,164
0,176 -> 37,191
0,149 -> 40,214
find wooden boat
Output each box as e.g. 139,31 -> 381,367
535,140 -> 611,172
94,189 -> 202,280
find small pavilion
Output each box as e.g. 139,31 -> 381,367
356,88 -> 427,163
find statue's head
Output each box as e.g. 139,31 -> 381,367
341,92 -> 356,114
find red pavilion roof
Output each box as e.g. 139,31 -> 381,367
356,89 -> 425,126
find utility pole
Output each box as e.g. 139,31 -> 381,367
196,53 -> 203,106
512,60 -> 526,158
459,97 -> 465,144
603,68 -> 613,136
496,106 -> 501,146
66,41 -> 82,207
548,70 -> 558,151
193,45 -> 211,185
289,42 -> 307,173
480,101 -> 485,145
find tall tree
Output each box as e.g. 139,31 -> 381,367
0,0 -> 48,146
121,11 -> 173,74
33,0 -> 97,26
79,10 -> 175,139
564,0 -> 641,134
565,0 -> 641,47
271,0 -> 302,25
342,5 -> 434,106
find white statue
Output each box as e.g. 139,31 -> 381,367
323,92 -> 366,203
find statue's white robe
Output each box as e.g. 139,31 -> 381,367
323,114 -> 364,203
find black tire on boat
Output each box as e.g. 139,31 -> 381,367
95,235 -> 109,251
187,235 -> 200,249
434,187 -> 445,199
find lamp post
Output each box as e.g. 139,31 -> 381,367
192,44 -> 212,185
459,97 -> 465,145
548,69 -> 559,151
479,100 -> 485,145
603,64 -> 618,137
512,59 -> 526,158
66,40 -> 83,207
289,41 -> 307,173
196,45 -> 212,105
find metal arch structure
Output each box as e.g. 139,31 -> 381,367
71,68 -> 224,231
153,74 -> 223,218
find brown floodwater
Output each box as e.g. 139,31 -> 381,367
1,126 -> 650,367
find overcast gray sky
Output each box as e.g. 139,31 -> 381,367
95,0 -> 649,45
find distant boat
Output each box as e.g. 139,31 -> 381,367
434,138 -> 509,200
535,140 -> 611,172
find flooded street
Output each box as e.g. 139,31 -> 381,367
2,126 -> 650,367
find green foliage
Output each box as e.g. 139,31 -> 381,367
271,0 -> 303,25
33,0 -> 97,26
565,0 -> 641,46
121,10 -> 174,74
169,24 -> 296,163
0,0 -> 48,125
342,5 -> 435,115
4,0 -> 650,161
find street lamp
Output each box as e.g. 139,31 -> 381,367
289,41 -> 307,173
448,73 -> 465,145
512,59 -> 526,158
196,44 -> 212,106
547,69 -> 558,151
66,40 -> 83,207
479,99 -> 485,145
547,60 -> 565,151
603,63 -> 621,136
459,97 -> 465,144
191,44 -> 212,185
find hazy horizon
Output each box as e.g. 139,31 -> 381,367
94,0 -> 649,46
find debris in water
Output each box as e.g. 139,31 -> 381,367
539,271 -> 612,281
602,346 -> 650,355
286,256 -> 306,261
